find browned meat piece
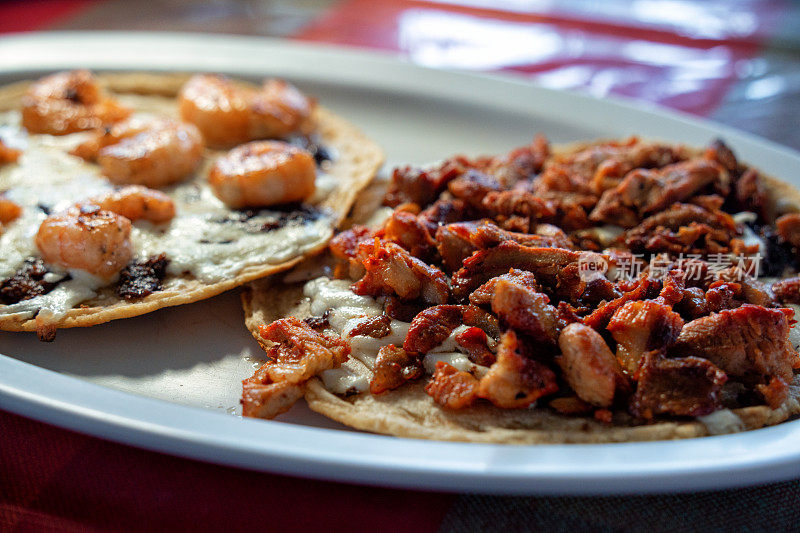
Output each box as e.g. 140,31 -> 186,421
329,225 -> 374,279
756,376 -> 790,409
470,220 -> 574,249
330,225 -> 374,261
563,138 -> 685,191
447,169 -> 502,208
381,210 -> 438,261
671,304 -> 798,384
535,164 -> 596,196
777,213 -> 800,248
0,139 -> 21,164
579,275 -> 623,307
403,305 -> 463,354
257,317 -> 351,384
623,203 -> 739,255
425,361 -> 479,409
436,220 -> 574,272
704,138 -> 738,173
241,379 -> 305,419
462,304 -> 501,339
594,142 -> 685,193
607,300 -> 684,374
383,158 -> 466,208
353,241 -> 450,304
655,269 -> 686,307
485,134 -> 549,187
418,198 -> 475,229
435,223 -> 479,272
491,279 -> 559,344
485,188 -> 596,232
716,267 -> 777,307
630,352 -> 727,419
370,345 -> 424,394
675,286 -> 709,319
733,168 -> 770,222
773,277 -> 800,304
704,282 -> 743,313
591,159 -> 728,227
582,276 -> 662,330
482,190 -> 556,221
477,330 -> 558,408
455,326 -> 496,366
556,323 -> 629,407
451,242 -> 578,300
469,269 -> 539,306
348,314 -> 392,338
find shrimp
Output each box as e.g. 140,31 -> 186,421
21,70 -> 131,135
0,195 -> 22,225
88,185 -> 175,224
178,74 -> 315,149
35,206 -> 133,280
72,117 -> 203,187
0,139 -> 21,164
208,140 -> 316,208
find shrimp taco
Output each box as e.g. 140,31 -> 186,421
241,136 -> 800,443
0,71 -> 383,340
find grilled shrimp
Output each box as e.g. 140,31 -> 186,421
178,74 -> 315,148
72,117 -> 203,187
21,70 -> 131,135
35,206 -> 133,280
89,185 -> 175,223
0,196 -> 22,226
208,140 -> 316,208
0,139 -> 21,164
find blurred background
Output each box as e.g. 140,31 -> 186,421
1,0 -> 799,149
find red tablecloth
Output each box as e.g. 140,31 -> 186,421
3,1 -> 800,530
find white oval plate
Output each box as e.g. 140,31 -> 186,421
1,32 -> 800,495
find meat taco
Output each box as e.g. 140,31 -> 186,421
243,136 -> 800,443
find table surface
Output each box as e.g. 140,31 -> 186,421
2,1 -> 800,531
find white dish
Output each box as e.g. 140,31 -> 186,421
1,32 -> 800,495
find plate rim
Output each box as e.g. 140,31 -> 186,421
2,31 -> 800,495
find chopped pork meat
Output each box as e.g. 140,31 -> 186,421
353,240 -> 450,304
491,279 -> 559,345
257,317 -> 351,384
556,323 -> 628,407
591,159 -> 728,227
772,277 -> 800,304
607,300 -> 684,374
425,362 -> 479,409
370,345 -> 424,394
403,305 -> 463,354
476,330 -> 558,408
630,351 -> 727,419
671,304 -> 798,384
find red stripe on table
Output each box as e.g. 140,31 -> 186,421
0,410 -> 455,532
294,0 -> 775,117
0,0 -> 100,33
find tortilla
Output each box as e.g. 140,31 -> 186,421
241,140 -> 800,443
0,72 -> 383,336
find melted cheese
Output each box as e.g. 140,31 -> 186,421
698,409 -> 744,435
307,277 -> 490,394
1,270 -> 106,322
0,105 -> 334,321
